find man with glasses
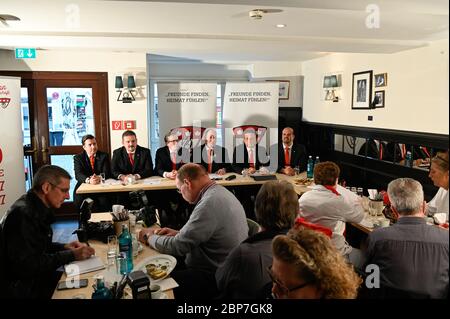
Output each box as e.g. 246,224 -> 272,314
155,132 -> 183,179
0,165 -> 95,299
138,163 -> 248,299
154,132 -> 185,227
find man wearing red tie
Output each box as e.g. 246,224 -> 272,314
275,127 -> 308,176
111,130 -> 154,182
192,129 -> 231,175
155,133 -> 183,179
73,134 -> 111,211
232,128 -> 269,175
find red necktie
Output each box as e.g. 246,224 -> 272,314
171,152 -> 176,171
207,149 -> 213,173
128,153 -> 134,167
284,147 -> 290,167
89,155 -> 95,171
421,146 -> 430,158
401,144 -> 406,159
249,149 -> 255,168
378,141 -> 383,160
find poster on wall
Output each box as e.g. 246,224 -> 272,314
157,83 -> 217,147
222,82 -> 279,165
0,76 -> 25,218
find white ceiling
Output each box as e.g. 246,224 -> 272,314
0,0 -> 448,62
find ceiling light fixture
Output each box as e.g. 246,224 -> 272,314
0,14 -> 20,27
276,24 -> 286,28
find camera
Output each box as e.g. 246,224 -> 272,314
128,190 -> 158,227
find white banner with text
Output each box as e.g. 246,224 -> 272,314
0,76 -> 25,218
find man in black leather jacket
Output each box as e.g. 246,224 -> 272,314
0,165 -> 95,299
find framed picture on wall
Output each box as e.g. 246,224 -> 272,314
374,73 -> 387,87
351,70 -> 373,109
267,80 -> 290,100
374,90 -> 385,108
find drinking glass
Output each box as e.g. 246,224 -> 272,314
294,166 -> 300,176
100,173 -> 105,185
351,187 -> 357,194
357,187 -> 364,197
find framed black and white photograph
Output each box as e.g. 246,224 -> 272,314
352,70 -> 373,109
278,80 -> 290,100
374,90 -> 385,108
266,80 -> 290,100
374,73 -> 387,87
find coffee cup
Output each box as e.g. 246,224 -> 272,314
114,219 -> 130,236
150,284 -> 162,299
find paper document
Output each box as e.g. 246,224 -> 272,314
143,178 -> 162,185
64,256 -> 105,277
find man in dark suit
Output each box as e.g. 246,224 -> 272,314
274,127 -> 308,175
73,134 -> 111,212
358,138 -> 386,160
155,133 -> 184,179
111,130 -> 154,182
192,129 -> 231,175
232,129 -> 269,174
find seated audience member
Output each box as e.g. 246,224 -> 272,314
270,227 -> 362,299
192,128 -> 231,175
138,164 -> 248,299
73,134 -> 111,212
155,133 -> 183,179
427,150 -> 449,221
216,180 -> 298,299
274,127 -> 307,176
364,178 -> 449,298
111,130 -> 153,182
232,128 -> 269,175
0,165 -> 95,299
298,161 -> 365,268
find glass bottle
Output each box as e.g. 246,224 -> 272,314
307,156 -> 314,179
405,151 -> 412,167
118,224 -> 133,273
92,276 -> 113,299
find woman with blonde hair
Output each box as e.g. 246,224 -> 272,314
269,227 -> 362,299
427,150 -> 449,222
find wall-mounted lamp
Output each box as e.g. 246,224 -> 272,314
115,75 -> 136,103
323,75 -> 340,102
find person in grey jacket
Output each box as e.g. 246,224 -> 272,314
139,163 -> 248,299
215,180 -> 298,299
364,178 -> 449,298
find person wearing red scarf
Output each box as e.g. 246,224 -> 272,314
298,161 -> 366,269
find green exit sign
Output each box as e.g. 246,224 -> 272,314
15,48 -> 36,59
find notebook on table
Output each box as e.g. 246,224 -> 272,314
64,256 -> 105,277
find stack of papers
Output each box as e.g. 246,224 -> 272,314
64,256 -> 105,277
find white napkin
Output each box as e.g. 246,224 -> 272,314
155,277 -> 179,291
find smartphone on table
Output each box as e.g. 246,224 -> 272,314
56,278 -> 89,290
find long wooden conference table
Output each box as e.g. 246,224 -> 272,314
76,172 -> 311,196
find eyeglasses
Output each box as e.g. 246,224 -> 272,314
49,183 -> 70,194
266,265 -> 313,297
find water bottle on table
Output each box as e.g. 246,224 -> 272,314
307,156 -> 314,179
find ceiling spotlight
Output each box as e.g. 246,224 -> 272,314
276,24 -> 286,28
